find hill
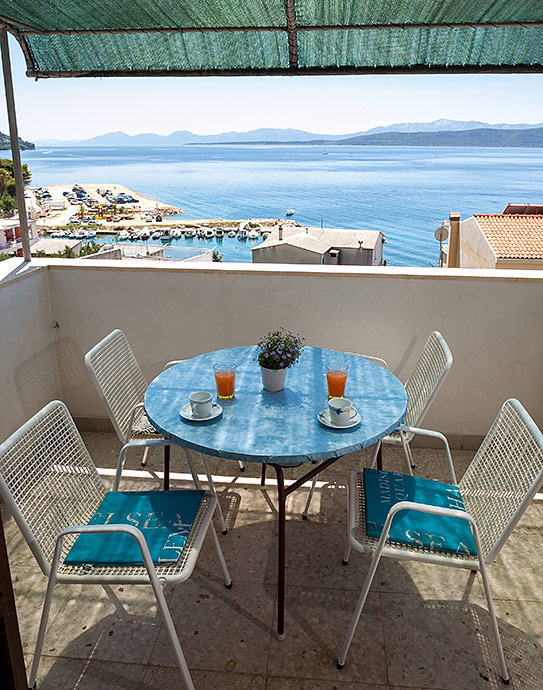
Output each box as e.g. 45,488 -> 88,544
35,119 -> 543,147
334,128 -> 543,147
0,132 -> 35,150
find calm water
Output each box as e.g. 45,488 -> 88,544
20,145 -> 543,266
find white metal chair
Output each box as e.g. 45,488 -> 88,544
0,400 -> 232,690
337,398 -> 543,685
369,330 -> 454,475
85,329 -> 229,533
301,336 -> 454,519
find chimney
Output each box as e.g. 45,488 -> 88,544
278,224 -> 283,241
448,212 -> 461,267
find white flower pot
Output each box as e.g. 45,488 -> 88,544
260,365 -> 287,392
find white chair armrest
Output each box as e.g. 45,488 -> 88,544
398,424 -> 457,484
163,359 -> 184,370
345,352 -> 389,369
114,438 -> 171,490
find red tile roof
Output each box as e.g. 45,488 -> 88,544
474,214 -> 543,260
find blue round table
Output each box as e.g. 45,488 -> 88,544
145,345 -> 407,638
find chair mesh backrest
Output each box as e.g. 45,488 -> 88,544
403,331 -> 453,427
460,399 -> 543,561
85,329 -> 148,442
0,401 -> 106,570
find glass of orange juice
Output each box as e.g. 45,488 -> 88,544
326,363 -> 348,399
213,363 -> 236,399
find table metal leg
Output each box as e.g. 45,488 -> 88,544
261,463 -> 267,487
272,464 -> 286,640
377,444 -> 383,472
163,445 -> 170,491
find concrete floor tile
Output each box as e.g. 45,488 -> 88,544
266,679 -> 390,689
151,579 -> 274,675
195,518 -> 278,585
381,592 -> 517,689
485,534 -> 543,602
376,558 -> 485,602
26,654 -> 147,690
144,665 -> 267,689
42,584 -> 163,665
267,588 -> 387,685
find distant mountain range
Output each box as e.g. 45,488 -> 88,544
36,119 -> 543,147
0,132 -> 35,150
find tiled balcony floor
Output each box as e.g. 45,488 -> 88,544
4,434 -> 543,690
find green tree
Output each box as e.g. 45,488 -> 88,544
0,252 -> 10,261
212,248 -> 223,262
0,159 -> 31,218
80,241 -> 104,257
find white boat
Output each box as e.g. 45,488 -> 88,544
197,228 -> 206,238
152,230 -> 162,239
215,227 -> 224,238
172,229 -> 183,238
237,228 -> 247,240
261,229 -> 271,237
118,230 -> 130,240
227,230 -> 236,238
247,229 -> 260,239
205,229 -> 215,238
86,230 -> 96,238
285,209 -> 295,216
184,228 -> 195,238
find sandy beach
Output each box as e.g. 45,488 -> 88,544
30,182 -> 300,235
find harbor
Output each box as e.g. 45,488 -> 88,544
30,182 -> 302,261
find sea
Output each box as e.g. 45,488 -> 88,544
19,145 -> 543,266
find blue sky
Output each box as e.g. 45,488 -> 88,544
1,35 -> 543,141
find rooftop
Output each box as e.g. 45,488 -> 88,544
474,214 -> 543,260
253,227 -> 383,254
5,434 -> 543,690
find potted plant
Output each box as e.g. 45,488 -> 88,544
256,327 -> 304,391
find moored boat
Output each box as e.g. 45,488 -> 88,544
285,209 -> 295,216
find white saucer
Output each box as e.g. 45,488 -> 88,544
179,402 -> 223,422
318,408 -> 361,429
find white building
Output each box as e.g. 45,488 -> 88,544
252,226 -> 385,266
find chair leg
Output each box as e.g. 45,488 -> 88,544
141,446 -> 150,467
342,542 -> 352,566
478,560 -> 510,683
200,454 -> 228,535
28,571 -> 57,688
369,441 -> 381,468
400,432 -> 414,476
148,572 -> 196,690
337,547 -> 383,669
302,474 -> 319,519
209,523 -> 233,588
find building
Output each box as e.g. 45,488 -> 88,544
451,210 -> 543,270
30,237 -> 82,256
252,226 -> 385,265
0,214 -> 39,256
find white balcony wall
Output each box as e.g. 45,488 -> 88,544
0,263 -> 59,441
1,259 -> 542,448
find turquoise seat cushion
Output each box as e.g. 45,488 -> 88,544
64,489 -> 205,567
364,468 -> 477,556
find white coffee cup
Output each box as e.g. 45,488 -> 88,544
189,391 -> 213,418
328,397 -> 356,426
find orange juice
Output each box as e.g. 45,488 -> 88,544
215,370 -> 236,399
327,370 -> 347,398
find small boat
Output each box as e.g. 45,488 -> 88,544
184,228 -> 195,238
86,230 -> 96,239
237,228 -> 248,240
285,209 -> 295,216
172,229 -> 183,238
248,229 -> 260,239
139,230 -> 150,240
205,229 -> 215,239
160,234 -> 172,243
227,230 -> 236,238
215,227 -> 224,238
152,230 -> 162,239
261,229 -> 271,237
118,230 -> 130,240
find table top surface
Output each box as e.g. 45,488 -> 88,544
144,345 -> 408,467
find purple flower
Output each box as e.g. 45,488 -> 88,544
282,354 -> 286,359
280,362 -> 285,367
264,353 -> 268,358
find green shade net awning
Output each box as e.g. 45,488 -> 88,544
1,0 -> 542,77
